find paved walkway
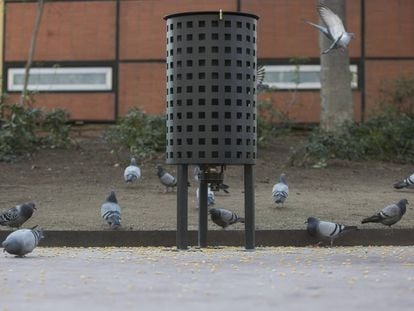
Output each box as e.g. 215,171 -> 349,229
1,246 -> 414,311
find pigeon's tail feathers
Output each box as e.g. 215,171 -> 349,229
237,217 -> 245,224
362,214 -> 381,224
394,175 -> 414,189
303,19 -> 329,36
125,174 -> 137,183
107,212 -> 121,229
274,191 -> 288,204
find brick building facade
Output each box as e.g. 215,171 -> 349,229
2,0 -> 414,123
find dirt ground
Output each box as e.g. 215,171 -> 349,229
0,128 -> 413,231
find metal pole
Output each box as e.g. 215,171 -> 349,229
176,164 -> 188,250
244,165 -> 255,250
198,178 -> 208,248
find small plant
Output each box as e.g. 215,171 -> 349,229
0,101 -> 72,162
291,108 -> 414,166
40,109 -> 72,148
105,108 -> 166,161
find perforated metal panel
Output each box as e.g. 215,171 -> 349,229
165,11 -> 258,165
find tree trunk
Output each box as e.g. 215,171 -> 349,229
319,0 -> 353,131
19,0 -> 45,107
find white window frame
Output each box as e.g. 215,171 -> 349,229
7,67 -> 112,91
261,64 -> 358,90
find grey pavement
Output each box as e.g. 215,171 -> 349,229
1,246 -> 414,311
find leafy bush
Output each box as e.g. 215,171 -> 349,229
105,108 -> 166,161
293,109 -> 414,166
379,75 -> 414,116
257,100 -> 292,147
0,102 -> 72,162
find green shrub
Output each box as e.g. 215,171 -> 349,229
0,102 -> 72,162
105,108 -> 166,161
294,109 -> 414,165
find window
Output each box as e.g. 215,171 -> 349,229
261,65 -> 358,89
7,67 -> 112,91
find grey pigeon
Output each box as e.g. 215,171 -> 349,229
124,157 -> 141,184
2,226 -> 44,257
394,173 -> 414,189
209,208 -> 245,229
272,173 -> 289,206
361,199 -> 408,227
0,202 -> 36,229
306,217 -> 357,246
101,191 -> 121,229
196,185 -> 215,209
304,4 -> 354,54
157,165 -> 179,192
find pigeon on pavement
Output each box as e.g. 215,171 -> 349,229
2,226 -> 44,257
361,199 -> 408,227
304,4 -> 354,54
272,173 -> 289,206
124,157 -> 141,184
0,202 -> 36,229
394,174 -> 414,189
101,191 -> 121,229
306,217 -> 357,246
209,208 -> 244,229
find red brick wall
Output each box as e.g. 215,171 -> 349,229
3,0 -> 413,123
5,1 -> 116,61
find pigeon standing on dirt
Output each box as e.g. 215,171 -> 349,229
196,185 -> 215,209
304,4 -> 354,54
124,157 -> 141,184
361,199 -> 408,227
209,208 -> 245,229
0,202 -> 36,229
306,217 -> 357,246
156,165 -> 178,192
2,226 -> 44,257
272,173 -> 289,206
101,191 -> 121,229
394,174 -> 414,189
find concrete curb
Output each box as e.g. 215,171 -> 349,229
1,229 -> 414,247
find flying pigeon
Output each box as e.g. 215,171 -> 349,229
2,226 -> 44,257
361,199 -> 408,227
156,165 -> 178,192
124,157 -> 141,184
306,217 -> 357,246
304,4 -> 354,54
196,185 -> 215,209
209,208 -> 245,229
101,191 -> 121,229
272,173 -> 289,206
0,202 -> 36,229
394,173 -> 414,189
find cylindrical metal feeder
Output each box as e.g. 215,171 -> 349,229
164,11 -> 258,250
